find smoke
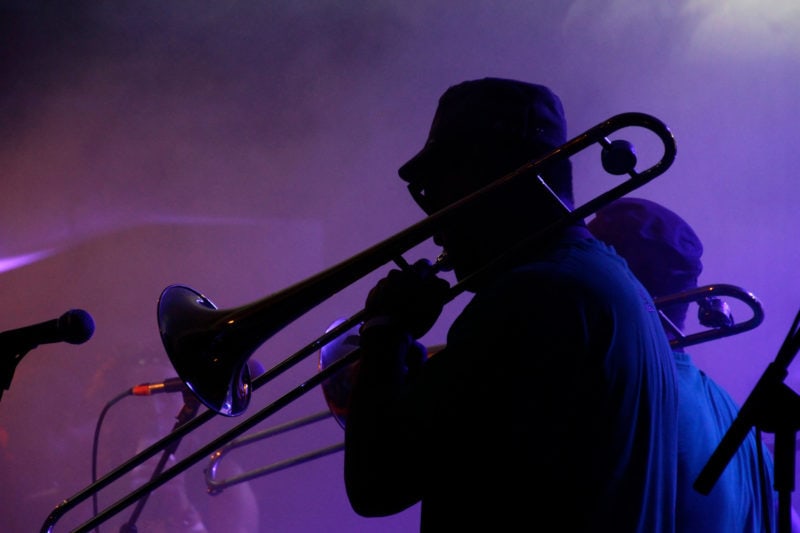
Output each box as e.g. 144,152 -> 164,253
0,1 -> 799,531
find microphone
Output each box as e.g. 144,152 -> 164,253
131,377 -> 185,396
0,309 -> 95,399
0,309 -> 95,353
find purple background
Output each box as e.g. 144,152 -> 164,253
1,2 -> 798,531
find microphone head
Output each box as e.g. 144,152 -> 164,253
58,309 -> 95,344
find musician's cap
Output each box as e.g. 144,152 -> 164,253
587,197 -> 703,298
399,77 -> 567,183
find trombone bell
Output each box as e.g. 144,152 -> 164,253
158,285 -> 255,416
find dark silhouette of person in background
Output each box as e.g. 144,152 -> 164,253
343,77 -> 680,531
588,197 -> 790,532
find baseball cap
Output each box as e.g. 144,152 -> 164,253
398,77 -> 567,183
587,197 -> 703,297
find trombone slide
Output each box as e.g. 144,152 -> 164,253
202,286 -> 765,493
40,111 -> 677,533
657,284 -> 764,349
205,410 -> 344,494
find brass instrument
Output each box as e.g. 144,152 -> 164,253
656,283 -> 764,348
203,284 -> 764,493
41,111 -> 676,533
204,317 -> 360,494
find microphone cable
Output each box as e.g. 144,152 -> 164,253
91,388 -> 133,533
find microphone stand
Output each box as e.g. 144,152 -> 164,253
118,387 -> 201,533
0,345 -> 32,403
694,306 -> 800,533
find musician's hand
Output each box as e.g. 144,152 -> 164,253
362,259 -> 450,339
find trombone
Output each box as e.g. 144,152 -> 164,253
203,283 -> 765,493
41,111 -> 676,533
655,283 -> 765,348
204,318 -> 362,495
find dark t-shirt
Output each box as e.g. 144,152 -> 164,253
674,350 -> 775,532
347,236 -> 679,532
